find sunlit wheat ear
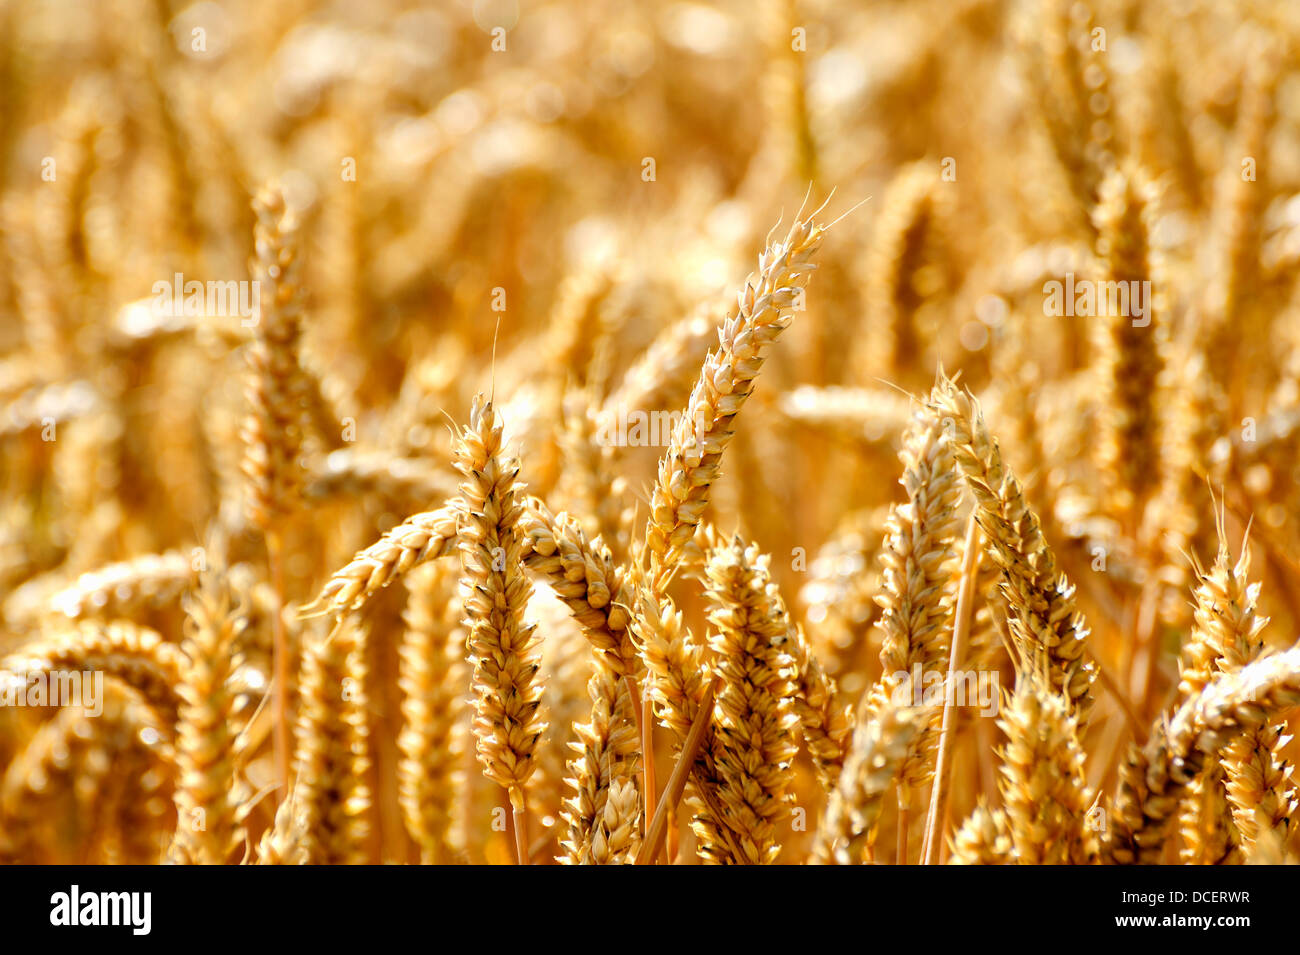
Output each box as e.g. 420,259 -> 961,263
644,209 -> 827,591
1175,531 -> 1295,857
1014,0 -> 1115,236
949,799 -> 1012,865
240,184 -> 309,532
2,621 -> 185,724
796,506 -> 892,687
811,695 -> 931,865
292,620 -> 372,865
301,500 -> 463,618
601,304 -> 718,425
1091,163 -> 1166,533
997,664 -> 1095,865
397,563 -> 466,865
169,568 -> 251,865
701,537 -> 800,864
927,375 -> 1095,719
454,396 -> 545,819
855,161 -> 943,387
39,550 -> 195,623
303,448 -> 455,512
256,793 -> 309,865
555,386 -> 630,554
788,624 -> 852,791
518,495 -> 639,675
776,385 -> 913,450
626,572 -> 738,862
559,665 -> 640,865
860,404 -> 961,825
1107,648 -> 1300,865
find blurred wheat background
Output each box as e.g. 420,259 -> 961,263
2,0 -> 1300,865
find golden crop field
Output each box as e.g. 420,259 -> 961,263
1,0 -> 1299,867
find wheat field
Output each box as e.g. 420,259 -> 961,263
2,0 -> 1300,866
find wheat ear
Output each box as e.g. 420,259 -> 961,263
1092,163 -> 1165,532
863,404 -> 961,847
292,620 -> 372,864
628,581 -> 740,862
928,375 -> 1096,717
518,495 -> 638,674
169,569 -> 251,864
788,623 -> 852,790
43,550 -> 195,621
1107,647 -> 1300,864
397,563 -> 466,864
949,800 -> 1013,865
559,665 -> 641,864
811,696 -> 931,865
701,537 -> 800,864
455,396 -> 545,825
2,621 -> 184,722
240,184 -> 308,532
1180,535 -> 1295,855
644,208 -> 826,590
301,500 -> 462,618
998,664 -> 1096,864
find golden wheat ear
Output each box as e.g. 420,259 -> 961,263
454,396 -> 545,862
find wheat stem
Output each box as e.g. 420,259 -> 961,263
922,512 -> 980,865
